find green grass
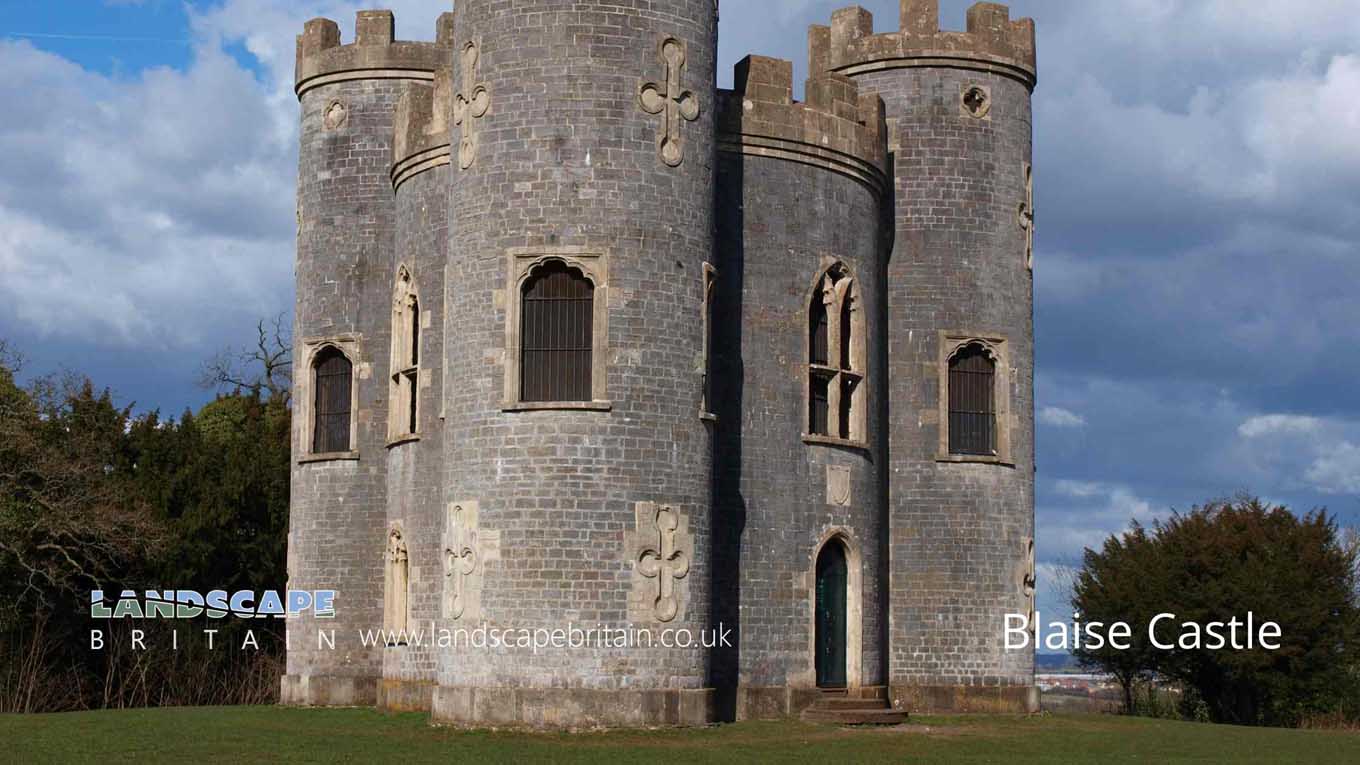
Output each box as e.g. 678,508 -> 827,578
2,706 -> 1357,763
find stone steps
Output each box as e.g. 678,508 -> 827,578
816,697 -> 893,709
800,689 -> 908,726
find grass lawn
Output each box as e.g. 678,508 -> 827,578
3,706 -> 1357,763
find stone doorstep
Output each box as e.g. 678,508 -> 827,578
801,700 -> 908,726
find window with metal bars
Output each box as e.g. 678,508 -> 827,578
948,343 -> 996,455
312,346 -> 352,454
521,261 -> 594,403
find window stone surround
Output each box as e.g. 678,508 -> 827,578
500,246 -> 611,411
936,331 -> 1013,466
296,334 -> 366,464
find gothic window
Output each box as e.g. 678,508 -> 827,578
948,342 -> 997,456
520,261 -> 594,403
383,527 -> 409,642
390,267 -> 420,442
807,263 -> 866,444
504,249 -> 610,410
701,264 -> 718,419
312,346 -> 353,454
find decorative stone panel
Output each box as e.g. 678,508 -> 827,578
442,501 -> 497,621
627,502 -> 693,623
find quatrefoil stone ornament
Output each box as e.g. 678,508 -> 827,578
454,40 -> 491,170
639,38 -> 700,168
633,502 -> 691,622
444,504 -> 479,620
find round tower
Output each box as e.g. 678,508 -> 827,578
712,56 -> 892,717
285,10 -> 452,708
376,66 -> 453,713
434,0 -> 719,727
810,1 -> 1038,713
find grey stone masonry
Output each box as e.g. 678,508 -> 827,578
285,0 -> 1039,725
285,11 -> 451,710
714,54 -> 890,719
812,0 -> 1038,714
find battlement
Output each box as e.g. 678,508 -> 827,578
391,69 -> 452,190
716,55 -> 887,195
295,11 -> 454,98
809,1 -> 1035,89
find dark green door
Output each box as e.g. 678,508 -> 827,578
815,541 -> 848,688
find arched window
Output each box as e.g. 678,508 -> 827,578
312,346 -> 353,454
390,267 -> 420,441
521,260 -> 594,403
807,264 -> 866,443
948,342 -> 996,455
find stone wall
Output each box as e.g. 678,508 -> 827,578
286,11 -> 450,708
379,72 -> 452,711
285,0 -> 1040,724
812,0 -> 1038,713
712,54 -> 891,719
434,0 -> 719,727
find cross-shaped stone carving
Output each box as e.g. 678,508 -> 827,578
444,504 -> 479,619
636,504 -> 690,622
454,40 -> 491,170
638,38 -> 700,168
1018,162 -> 1035,270
1020,536 -> 1036,638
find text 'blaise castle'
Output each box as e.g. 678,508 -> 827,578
285,0 -> 1038,727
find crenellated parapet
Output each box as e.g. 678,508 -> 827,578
391,68 -> 452,190
295,10 -> 454,98
810,1 -> 1035,90
716,55 -> 888,196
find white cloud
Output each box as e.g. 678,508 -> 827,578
0,37 -> 294,348
1041,480 -> 1161,562
1234,413 -> 1360,496
1304,443 -> 1360,495
1039,406 -> 1086,428
0,2 -> 461,352
1238,414 -> 1324,438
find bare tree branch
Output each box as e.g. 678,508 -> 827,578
199,314 -> 292,404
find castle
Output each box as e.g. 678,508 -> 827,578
284,0 -> 1038,727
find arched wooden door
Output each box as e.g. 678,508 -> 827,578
815,540 -> 848,688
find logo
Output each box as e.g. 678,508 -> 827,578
89,589 -> 336,619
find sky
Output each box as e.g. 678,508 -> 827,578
1,1 -> 1358,627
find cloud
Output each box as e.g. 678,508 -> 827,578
1305,444 -> 1360,496
1041,479 -> 1160,562
0,37 -> 294,349
1237,414 -> 1323,438
1236,412 -> 1360,496
1039,406 -> 1086,428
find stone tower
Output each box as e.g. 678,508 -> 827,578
285,11 -> 452,707
284,0 -> 1038,727
810,0 -> 1039,712
434,0 -> 718,726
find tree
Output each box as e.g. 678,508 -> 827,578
1,327 -> 293,712
0,363 -> 163,627
1071,523 -> 1167,713
199,315 -> 292,404
1072,496 -> 1360,727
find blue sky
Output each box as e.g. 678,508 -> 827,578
2,1 -> 1358,626
0,1 -> 194,74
